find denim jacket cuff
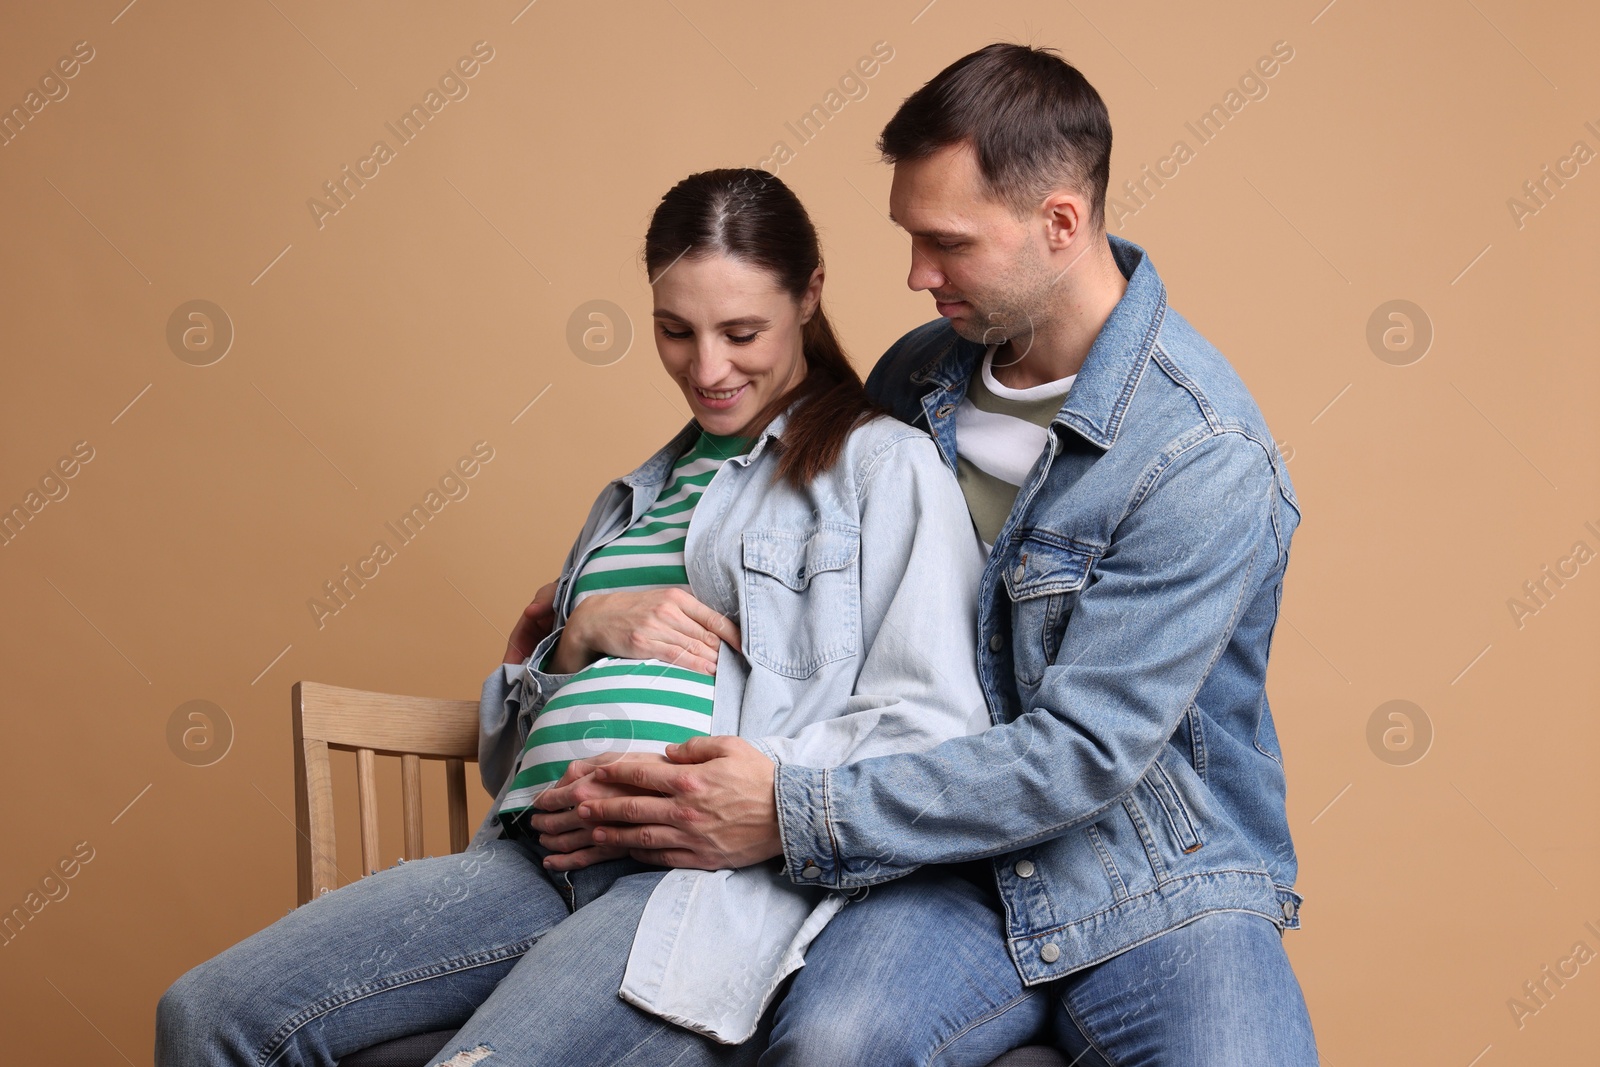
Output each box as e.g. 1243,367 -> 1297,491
773,761 -> 839,888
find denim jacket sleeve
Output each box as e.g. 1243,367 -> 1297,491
772,429 -> 1287,888
748,432 -> 990,771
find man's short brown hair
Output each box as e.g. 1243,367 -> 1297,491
878,43 -> 1113,230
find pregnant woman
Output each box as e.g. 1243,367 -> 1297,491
155,168 -> 989,1067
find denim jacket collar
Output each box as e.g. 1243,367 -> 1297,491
910,233 -> 1168,451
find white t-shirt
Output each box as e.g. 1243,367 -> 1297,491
952,344 -> 1078,553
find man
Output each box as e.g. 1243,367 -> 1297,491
524,43 -> 1318,1065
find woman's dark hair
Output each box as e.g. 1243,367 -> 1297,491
643,168 -> 887,488
877,43 -> 1112,230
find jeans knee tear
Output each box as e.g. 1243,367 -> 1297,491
436,1043 -> 493,1066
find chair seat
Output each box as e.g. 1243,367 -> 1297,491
337,1029 -> 456,1067
990,1048 -> 1070,1066
336,1030 -> 1067,1066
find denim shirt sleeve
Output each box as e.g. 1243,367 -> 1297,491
477,623 -> 579,801
474,487 -> 611,800
749,432 -> 989,797
773,430 -> 1286,888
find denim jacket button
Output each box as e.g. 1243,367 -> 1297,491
800,863 -> 822,880
989,633 -> 1005,652
1012,563 -> 1026,583
1040,943 -> 1061,963
1281,900 -> 1296,920
1014,859 -> 1035,878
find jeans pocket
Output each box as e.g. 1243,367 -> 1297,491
740,522 -> 860,678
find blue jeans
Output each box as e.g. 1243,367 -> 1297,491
155,836 -> 765,1067
763,865 -> 1320,1067
157,842 -> 1315,1066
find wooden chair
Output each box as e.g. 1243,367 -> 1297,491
292,680 -> 479,1066
291,678 -> 1068,1067
293,680 -> 480,904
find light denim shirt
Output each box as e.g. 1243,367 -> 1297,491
469,406 -> 990,1041
773,232 -> 1307,983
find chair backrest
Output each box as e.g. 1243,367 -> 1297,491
292,680 -> 480,905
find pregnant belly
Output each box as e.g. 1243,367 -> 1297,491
498,657 -> 715,816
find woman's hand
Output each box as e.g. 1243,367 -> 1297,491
502,580 -> 558,665
547,588 -> 741,676
528,757 -> 673,871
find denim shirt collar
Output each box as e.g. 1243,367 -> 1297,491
618,407 -> 795,491
910,232 -> 1168,451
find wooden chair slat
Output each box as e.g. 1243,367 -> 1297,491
446,758 -> 470,854
355,748 -> 381,877
401,754 -> 424,860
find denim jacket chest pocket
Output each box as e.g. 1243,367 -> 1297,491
740,521 -> 861,678
1002,533 -> 1102,687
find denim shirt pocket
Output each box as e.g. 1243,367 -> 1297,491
1002,533 -> 1101,687
740,522 -> 860,679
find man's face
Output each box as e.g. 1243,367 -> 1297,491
887,141 -> 1060,349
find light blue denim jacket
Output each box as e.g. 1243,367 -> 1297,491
773,233 -> 1306,984
469,406 -> 990,1041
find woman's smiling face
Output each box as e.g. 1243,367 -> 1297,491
652,253 -> 820,438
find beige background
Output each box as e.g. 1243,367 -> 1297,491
2,0 -> 1596,1062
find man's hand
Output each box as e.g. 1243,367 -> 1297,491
573,737 -> 783,870
548,588 -> 741,676
503,581 -> 558,665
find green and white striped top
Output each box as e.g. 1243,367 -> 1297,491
495,429 -> 752,822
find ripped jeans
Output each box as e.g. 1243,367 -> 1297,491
154,835 -> 766,1067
